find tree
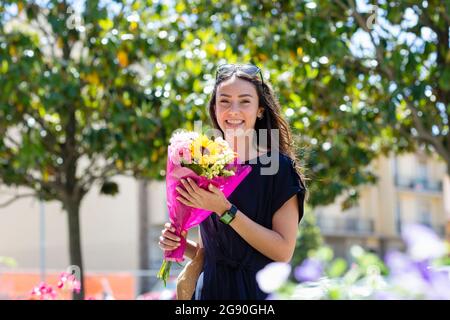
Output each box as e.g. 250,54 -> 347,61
0,0 -> 192,299
332,0 -> 449,171
291,208 -> 324,268
328,0 -> 449,235
177,0 -> 449,210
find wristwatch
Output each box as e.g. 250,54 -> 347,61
219,204 -> 238,225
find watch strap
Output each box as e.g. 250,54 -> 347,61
219,204 -> 238,224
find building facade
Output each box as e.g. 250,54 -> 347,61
313,151 -> 447,260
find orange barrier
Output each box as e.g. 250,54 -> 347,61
0,271 -> 136,300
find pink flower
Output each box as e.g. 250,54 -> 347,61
169,144 -> 192,165
168,131 -> 198,165
57,272 -> 81,294
29,283 -> 57,300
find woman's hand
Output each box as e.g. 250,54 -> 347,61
176,178 -> 231,215
158,222 -> 187,252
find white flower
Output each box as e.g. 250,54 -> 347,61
169,130 -> 199,145
256,262 -> 291,293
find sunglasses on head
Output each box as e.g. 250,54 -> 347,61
215,63 -> 265,87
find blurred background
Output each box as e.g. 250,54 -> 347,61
0,0 -> 449,300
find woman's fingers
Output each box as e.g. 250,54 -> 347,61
162,228 -> 181,242
158,242 -> 178,251
159,235 -> 180,247
159,222 -> 183,251
164,222 -> 173,229
208,184 -> 221,195
176,195 -> 195,207
159,235 -> 181,251
180,178 -> 195,194
186,178 -> 202,194
176,186 -> 192,201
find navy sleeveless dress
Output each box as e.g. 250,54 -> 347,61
191,151 -> 306,300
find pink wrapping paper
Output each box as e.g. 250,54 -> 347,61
164,155 -> 252,263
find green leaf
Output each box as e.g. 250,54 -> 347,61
182,163 -> 204,176
439,67 -> 450,91
327,258 -> 348,278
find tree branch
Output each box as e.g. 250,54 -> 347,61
79,160 -> 118,191
335,0 -> 450,167
21,111 -> 61,156
0,193 -> 36,209
407,101 -> 450,164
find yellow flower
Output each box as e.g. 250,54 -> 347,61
117,50 -> 129,67
191,134 -> 220,165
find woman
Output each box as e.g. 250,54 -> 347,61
158,63 -> 306,300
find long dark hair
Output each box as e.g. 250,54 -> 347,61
207,69 -> 307,189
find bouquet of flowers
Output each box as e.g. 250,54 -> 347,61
157,130 -> 252,285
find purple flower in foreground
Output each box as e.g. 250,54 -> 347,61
401,223 -> 446,261
385,250 -> 430,292
385,249 -> 450,298
256,262 -> 291,293
384,250 -> 415,276
372,291 -> 399,300
265,293 -> 281,300
426,267 -> 450,300
294,258 -> 323,282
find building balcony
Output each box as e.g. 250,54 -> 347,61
394,176 -> 442,193
316,215 -> 375,236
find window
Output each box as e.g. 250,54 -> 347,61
416,199 -> 432,227
415,159 -> 428,190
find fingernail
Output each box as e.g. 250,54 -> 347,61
181,179 -> 185,183
176,237 -> 181,241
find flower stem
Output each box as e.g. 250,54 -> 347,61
157,260 -> 172,287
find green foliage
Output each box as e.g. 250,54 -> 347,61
0,256 -> 17,268
99,181 -> 119,196
2,0 -> 447,209
291,209 -> 324,268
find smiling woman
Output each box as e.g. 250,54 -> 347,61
217,90 -> 260,132
159,63 -> 307,300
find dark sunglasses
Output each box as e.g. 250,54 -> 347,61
215,63 -> 265,87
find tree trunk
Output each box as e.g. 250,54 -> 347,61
138,179 -> 151,294
67,200 -> 85,300
444,170 -> 450,242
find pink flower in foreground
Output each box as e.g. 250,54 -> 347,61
168,130 -> 198,165
29,283 -> 57,300
169,144 -> 192,165
57,272 -> 81,294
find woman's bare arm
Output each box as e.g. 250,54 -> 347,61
229,195 -> 299,263
183,229 -> 203,260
